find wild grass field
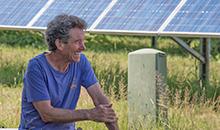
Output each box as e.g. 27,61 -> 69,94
0,31 -> 220,129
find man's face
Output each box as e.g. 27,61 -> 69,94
62,27 -> 86,62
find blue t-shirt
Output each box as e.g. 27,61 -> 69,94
19,53 -> 98,130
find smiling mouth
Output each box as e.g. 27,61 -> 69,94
73,52 -> 81,55
71,52 -> 81,62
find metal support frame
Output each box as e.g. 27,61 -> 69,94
151,36 -> 158,48
171,36 -> 210,86
200,38 -> 210,85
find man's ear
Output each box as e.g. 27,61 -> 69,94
55,39 -> 64,51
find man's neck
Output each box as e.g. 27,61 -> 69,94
45,51 -> 69,73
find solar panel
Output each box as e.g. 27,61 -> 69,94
95,0 -> 181,31
164,0 -> 220,33
0,0 -> 219,37
33,0 -> 112,28
0,0 -> 47,26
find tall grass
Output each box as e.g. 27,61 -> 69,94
0,32 -> 220,129
0,85 -> 21,128
0,85 -> 219,129
1,42 -> 219,101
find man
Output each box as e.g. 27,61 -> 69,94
19,14 -> 119,130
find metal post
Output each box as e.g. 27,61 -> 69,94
200,38 -> 210,86
171,37 -> 205,63
151,36 -> 157,48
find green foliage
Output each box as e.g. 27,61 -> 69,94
0,64 -> 24,86
0,30 -> 46,48
1,30 -> 219,57
211,39 -> 220,59
85,34 -> 150,53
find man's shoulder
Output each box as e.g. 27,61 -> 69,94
27,53 -> 45,70
28,52 -> 45,63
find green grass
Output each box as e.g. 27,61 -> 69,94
0,35 -> 220,129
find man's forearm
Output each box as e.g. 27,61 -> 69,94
33,100 -> 93,123
37,107 -> 91,123
48,108 -> 90,123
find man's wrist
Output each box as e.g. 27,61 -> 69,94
72,109 -> 92,121
84,109 -> 92,120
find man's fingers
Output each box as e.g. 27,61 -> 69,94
101,103 -> 112,108
104,114 -> 118,123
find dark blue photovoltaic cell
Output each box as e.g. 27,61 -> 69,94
95,0 -> 180,31
0,0 -> 47,26
33,0 -> 111,28
165,0 -> 220,33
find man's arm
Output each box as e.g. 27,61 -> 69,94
33,100 -> 117,123
33,100 -> 89,123
87,83 -> 119,130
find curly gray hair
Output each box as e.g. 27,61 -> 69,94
45,14 -> 87,51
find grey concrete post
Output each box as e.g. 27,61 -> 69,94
128,48 -> 167,129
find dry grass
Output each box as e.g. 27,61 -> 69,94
0,86 -> 21,128
0,86 -> 219,129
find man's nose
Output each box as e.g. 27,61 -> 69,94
80,42 -> 86,50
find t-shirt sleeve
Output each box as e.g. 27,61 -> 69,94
24,60 -> 50,102
80,55 -> 98,89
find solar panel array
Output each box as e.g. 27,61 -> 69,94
95,0 -> 180,31
0,0 -> 47,26
164,0 -> 220,33
33,0 -> 112,27
0,0 -> 219,37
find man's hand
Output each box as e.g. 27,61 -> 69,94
87,84 -> 119,130
88,104 -> 118,123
